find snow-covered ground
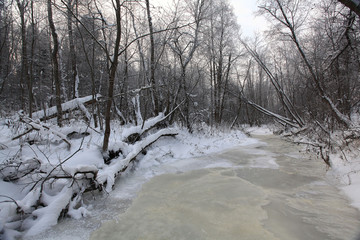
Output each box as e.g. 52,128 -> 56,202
328,145 -> 360,211
0,119 -> 253,239
0,119 -> 359,239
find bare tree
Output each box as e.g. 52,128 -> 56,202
242,40 -> 304,127
259,0 -> 354,128
168,0 -> 206,131
205,0 -> 240,125
102,0 -> 122,152
0,0 -> 14,97
48,0 -> 63,127
145,0 -> 160,115
16,0 -> 33,116
67,0 -> 79,99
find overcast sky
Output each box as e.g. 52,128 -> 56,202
152,0 -> 268,38
228,0 -> 268,37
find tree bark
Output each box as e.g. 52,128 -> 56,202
16,0 -> 33,117
145,0 -> 159,116
102,0 -> 122,152
67,0 -> 79,99
48,0 -> 63,127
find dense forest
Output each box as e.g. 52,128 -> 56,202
1,0 -> 359,143
0,0 -> 360,238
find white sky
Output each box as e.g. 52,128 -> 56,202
228,0 -> 268,37
152,0 -> 268,38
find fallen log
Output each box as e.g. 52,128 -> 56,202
97,128 -> 178,192
31,94 -> 101,121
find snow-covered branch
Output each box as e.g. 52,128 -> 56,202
14,116 -> 71,149
97,128 -> 178,192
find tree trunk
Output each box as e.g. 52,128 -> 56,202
48,0 -> 63,127
29,0 -> 36,117
67,0 -> 79,99
102,0 -> 122,152
145,0 -> 159,116
16,0 -> 32,117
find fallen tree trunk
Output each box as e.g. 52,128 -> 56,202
1,112 -> 178,238
242,40 -> 305,127
244,98 -> 300,128
31,94 -> 101,121
97,128 -> 178,192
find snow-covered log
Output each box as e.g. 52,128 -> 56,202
122,103 -> 184,144
97,128 -> 178,192
31,94 -> 101,121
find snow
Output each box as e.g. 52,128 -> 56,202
244,125 -> 274,135
0,118 -> 259,239
62,149 -> 104,170
328,148 -> 360,211
0,180 -> 27,200
24,186 -> 73,237
1,118 -> 360,239
342,177 -> 360,209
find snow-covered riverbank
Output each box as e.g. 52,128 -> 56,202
91,135 -> 360,240
1,122 -> 360,240
0,120 -> 253,239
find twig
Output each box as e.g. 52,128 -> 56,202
30,134 -> 85,192
12,128 -> 34,141
0,195 -> 21,210
19,116 -> 71,149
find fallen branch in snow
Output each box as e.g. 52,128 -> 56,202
0,195 -> 21,210
123,101 -> 184,144
293,140 -> 325,148
0,132 -> 97,238
13,116 -> 71,149
0,157 -> 41,182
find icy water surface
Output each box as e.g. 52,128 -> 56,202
33,135 -> 360,240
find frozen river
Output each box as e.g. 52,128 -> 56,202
32,135 -> 360,240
